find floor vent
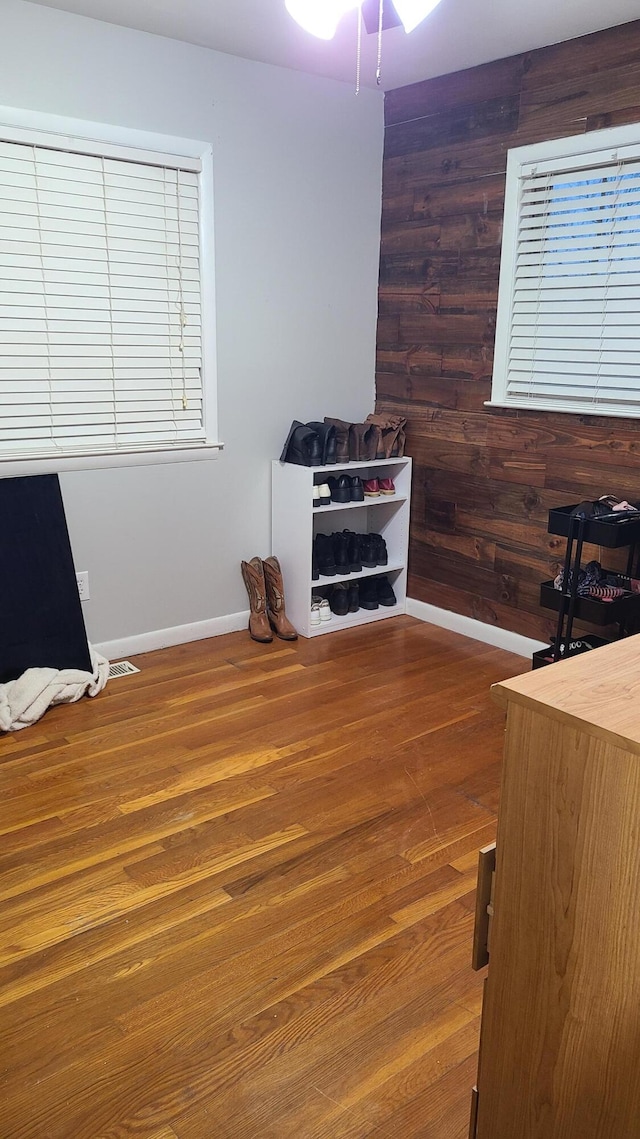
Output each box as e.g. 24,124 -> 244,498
108,660 -> 140,679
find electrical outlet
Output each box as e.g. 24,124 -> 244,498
76,571 -> 90,601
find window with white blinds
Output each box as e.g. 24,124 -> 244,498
490,125 -> 640,418
0,114 -> 217,467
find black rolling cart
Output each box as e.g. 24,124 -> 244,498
533,504 -> 640,668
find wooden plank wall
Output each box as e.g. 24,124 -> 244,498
376,20 -> 640,644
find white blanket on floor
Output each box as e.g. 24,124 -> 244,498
0,648 -> 109,733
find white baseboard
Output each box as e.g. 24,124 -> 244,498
406,597 -> 547,659
94,610 -> 250,661
95,600 -> 547,664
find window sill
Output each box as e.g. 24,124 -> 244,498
485,399 -> 640,419
0,443 -> 224,478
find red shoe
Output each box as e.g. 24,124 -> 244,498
363,478 -> 380,497
378,477 -> 395,495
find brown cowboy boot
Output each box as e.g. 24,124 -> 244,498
262,556 -> 298,640
241,558 -> 273,642
366,412 -> 407,458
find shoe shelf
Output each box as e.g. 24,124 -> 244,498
315,560 -> 405,588
272,457 -> 411,639
309,457 -> 407,475
308,600 -> 405,637
315,494 -> 407,514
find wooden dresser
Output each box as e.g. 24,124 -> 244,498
471,636 -> 640,1139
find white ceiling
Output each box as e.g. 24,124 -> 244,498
25,0 -> 640,91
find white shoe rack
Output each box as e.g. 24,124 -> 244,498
271,456 -> 412,638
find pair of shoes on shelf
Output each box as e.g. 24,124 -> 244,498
313,576 -> 397,617
312,474 -> 364,507
363,476 -> 395,497
313,531 -> 388,578
323,418 -> 380,463
361,532 -> 388,568
311,591 -> 332,625
330,581 -> 360,615
318,415 -> 407,464
314,531 -> 359,577
240,556 -> 298,642
360,576 -> 397,610
365,413 -> 407,459
313,582 -> 360,617
328,474 -> 364,503
281,421 -> 336,466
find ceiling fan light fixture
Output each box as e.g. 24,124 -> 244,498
284,0 -> 444,89
285,0 -> 361,40
392,0 -> 444,33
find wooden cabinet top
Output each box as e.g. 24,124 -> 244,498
492,634 -> 640,755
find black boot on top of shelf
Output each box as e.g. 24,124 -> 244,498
306,422 -> 336,466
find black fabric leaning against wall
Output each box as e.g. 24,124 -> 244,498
0,474 -> 92,683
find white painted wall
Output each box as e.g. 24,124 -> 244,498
0,0 -> 383,646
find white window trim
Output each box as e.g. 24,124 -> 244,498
0,104 -> 221,475
488,121 -> 640,419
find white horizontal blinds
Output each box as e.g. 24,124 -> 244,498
0,138 -> 203,457
507,152 -> 640,413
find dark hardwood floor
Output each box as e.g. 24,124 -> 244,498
0,616 -> 526,1138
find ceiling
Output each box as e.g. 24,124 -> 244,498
26,0 -> 640,91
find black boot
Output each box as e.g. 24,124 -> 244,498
280,421 -> 322,466
332,532 -> 351,575
330,583 -> 350,616
342,530 -> 362,572
314,533 -> 336,576
324,418 -> 350,464
370,533 -> 388,566
359,534 -> 377,569
359,578 -> 379,610
347,582 -> 360,612
376,576 -> 397,607
306,422 -> 337,466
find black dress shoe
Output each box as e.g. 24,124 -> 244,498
330,583 -> 350,616
328,474 -> 351,503
349,476 -> 365,502
376,576 -> 397,606
314,533 -> 336,576
359,578 -> 379,610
